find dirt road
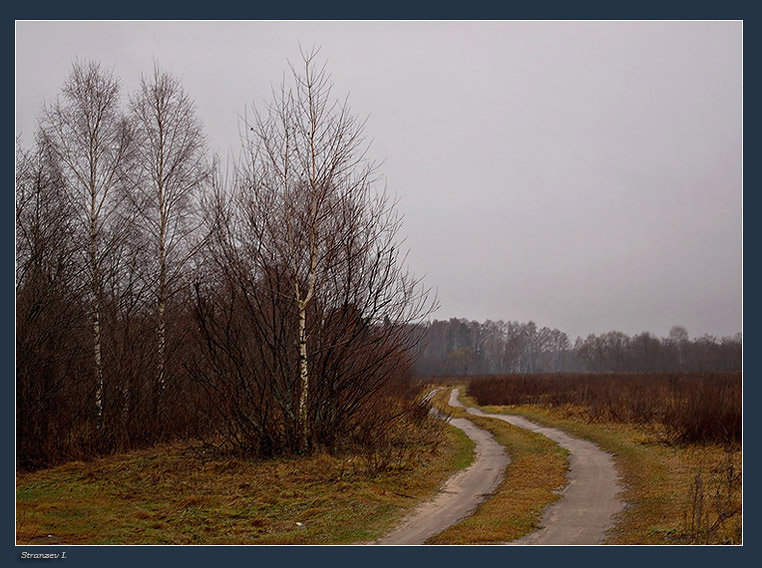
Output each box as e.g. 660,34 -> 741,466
449,388 -> 624,545
376,390 -> 509,545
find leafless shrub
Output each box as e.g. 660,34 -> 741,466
663,376 -> 742,444
17,52 -> 436,471
461,372 -> 741,444
187,49 -> 435,459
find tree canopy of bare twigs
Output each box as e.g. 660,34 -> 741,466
191,48 -> 435,454
130,63 -> 208,428
17,52 -> 436,468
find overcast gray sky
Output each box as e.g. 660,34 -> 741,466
15,21 -> 742,341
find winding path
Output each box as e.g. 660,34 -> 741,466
449,388 -> 624,545
376,390 -> 510,545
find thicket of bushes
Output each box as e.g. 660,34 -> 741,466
462,373 -> 741,444
16,53 -> 434,472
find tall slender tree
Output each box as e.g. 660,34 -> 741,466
233,48 -> 433,451
40,60 -> 134,429
130,63 -> 208,427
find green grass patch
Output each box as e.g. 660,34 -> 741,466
446,421 -> 477,472
17,421 -> 474,545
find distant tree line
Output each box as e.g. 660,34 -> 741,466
16,53 -> 433,471
414,320 -> 741,375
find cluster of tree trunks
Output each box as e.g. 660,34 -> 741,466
16,52 -> 433,470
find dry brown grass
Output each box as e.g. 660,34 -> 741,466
17,423 -> 475,545
478,403 -> 742,544
465,372 -> 741,445
424,388 -> 569,544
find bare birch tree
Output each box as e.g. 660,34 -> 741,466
39,60 -> 134,429
130,63 -> 207,427
234,48 -> 434,451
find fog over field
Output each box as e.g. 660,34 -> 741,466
15,20 -> 742,340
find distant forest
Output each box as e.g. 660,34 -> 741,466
414,319 -> 742,375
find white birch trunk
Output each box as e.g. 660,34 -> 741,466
154,166 -> 168,425
157,299 -> 166,390
297,301 -> 309,449
156,212 -> 167,401
93,305 -> 104,425
90,213 -> 104,428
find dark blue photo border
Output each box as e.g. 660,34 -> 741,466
5,4 -> 752,567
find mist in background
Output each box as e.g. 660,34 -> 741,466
15,20 -> 742,341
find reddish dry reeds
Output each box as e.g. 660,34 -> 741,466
458,372 -> 741,445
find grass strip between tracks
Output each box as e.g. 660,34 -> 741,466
468,395 -> 742,544
426,388 -> 569,544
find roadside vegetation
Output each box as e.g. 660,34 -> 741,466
425,388 -> 568,544
17,417 -> 473,545
445,374 -> 742,544
17,49 -> 434,473
466,372 -> 741,444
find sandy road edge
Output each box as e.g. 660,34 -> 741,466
374,388 -> 510,545
450,388 -> 625,545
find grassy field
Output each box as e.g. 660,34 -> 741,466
18,380 -> 741,545
426,388 -> 569,544
17,424 -> 474,545
469,398 -> 742,544
425,382 -> 741,545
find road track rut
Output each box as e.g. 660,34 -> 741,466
449,388 -> 624,545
